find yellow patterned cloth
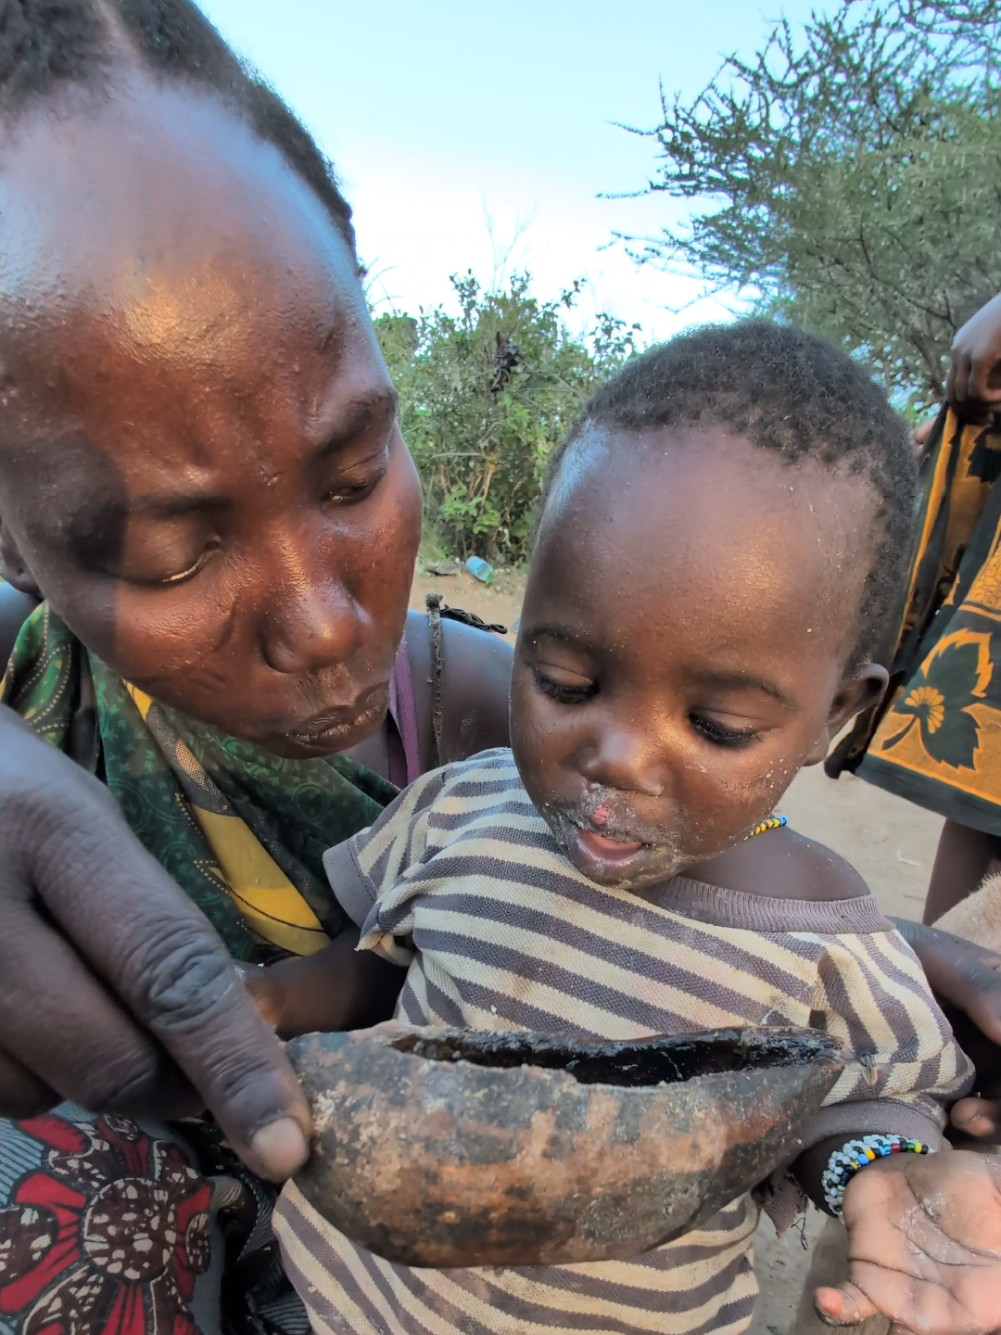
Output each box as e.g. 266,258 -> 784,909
829,407 -> 1001,833
2,604 -> 398,960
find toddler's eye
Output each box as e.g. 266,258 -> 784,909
533,669 -> 596,705
690,713 -> 759,748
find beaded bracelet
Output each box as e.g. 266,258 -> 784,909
822,1134 -> 934,1218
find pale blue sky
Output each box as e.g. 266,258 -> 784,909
199,1 -> 823,340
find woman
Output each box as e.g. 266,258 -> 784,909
0,2 -> 509,1329
0,3 -> 997,1333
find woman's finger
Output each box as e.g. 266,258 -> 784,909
950,349 -> 972,410
951,1096 -> 1001,1140
32,821 -> 311,1180
0,894 -> 199,1117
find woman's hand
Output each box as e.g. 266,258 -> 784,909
814,1150 -> 1001,1333
890,919 -> 1001,1140
948,293 -> 1001,420
0,705 -> 310,1182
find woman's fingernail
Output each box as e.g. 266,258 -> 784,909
249,1117 -> 309,1180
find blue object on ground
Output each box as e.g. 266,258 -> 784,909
465,556 -> 495,584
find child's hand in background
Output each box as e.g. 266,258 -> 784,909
949,293 -> 1001,420
814,1150 -> 1001,1333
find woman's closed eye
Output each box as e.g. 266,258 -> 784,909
112,536 -> 223,588
321,444 -> 390,507
690,712 -> 760,748
151,539 -> 228,586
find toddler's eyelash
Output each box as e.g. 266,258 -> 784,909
690,714 -> 760,748
533,671 -> 595,705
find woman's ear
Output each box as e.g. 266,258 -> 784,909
804,663 -> 889,766
0,518 -> 41,598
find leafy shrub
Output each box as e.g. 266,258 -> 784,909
375,273 -> 639,564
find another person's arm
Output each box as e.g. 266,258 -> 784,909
0,705 -> 310,1182
949,291 -> 1001,419
0,579 -> 38,670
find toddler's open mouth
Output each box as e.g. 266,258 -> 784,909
538,798 -> 685,890
560,816 -> 673,888
574,828 -> 645,862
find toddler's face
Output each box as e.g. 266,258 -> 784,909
510,425 -> 885,891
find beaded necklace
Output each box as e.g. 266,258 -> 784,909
746,814 -> 788,839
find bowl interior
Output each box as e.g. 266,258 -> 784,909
388,1026 -> 839,1089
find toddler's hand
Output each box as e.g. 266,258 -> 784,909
237,932 -> 404,1039
239,963 -> 285,1031
814,1150 -> 1001,1333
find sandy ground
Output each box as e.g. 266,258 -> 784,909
410,565 -> 945,1333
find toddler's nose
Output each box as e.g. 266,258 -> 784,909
579,728 -> 666,799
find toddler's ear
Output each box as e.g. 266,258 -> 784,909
804,663 -> 889,766
0,518 -> 41,598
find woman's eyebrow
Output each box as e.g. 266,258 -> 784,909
125,492 -> 227,520
314,388 -> 399,459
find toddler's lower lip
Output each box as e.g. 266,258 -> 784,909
575,829 -> 645,861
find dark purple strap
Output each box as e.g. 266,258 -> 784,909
387,637 -> 422,787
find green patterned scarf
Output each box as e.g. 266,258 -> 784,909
2,604 -> 398,961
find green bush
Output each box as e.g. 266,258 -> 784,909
375,273 -> 639,565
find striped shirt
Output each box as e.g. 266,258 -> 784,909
274,749 -> 972,1335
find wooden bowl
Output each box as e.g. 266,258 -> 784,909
287,1025 -> 841,1267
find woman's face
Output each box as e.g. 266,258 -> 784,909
0,80 -> 422,757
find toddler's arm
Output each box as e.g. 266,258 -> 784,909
813,1148 -> 1001,1333
247,764 -> 452,1038
793,926 -> 986,1331
244,927 -> 405,1039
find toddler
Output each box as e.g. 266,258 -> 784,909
265,322 -> 1001,1335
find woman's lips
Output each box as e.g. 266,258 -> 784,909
268,683 -> 390,751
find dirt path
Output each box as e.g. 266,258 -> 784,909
410,565 -> 945,1333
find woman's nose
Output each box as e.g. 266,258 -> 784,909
577,725 -> 667,798
259,538 -> 364,675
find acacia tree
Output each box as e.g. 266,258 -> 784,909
624,0 -> 1001,408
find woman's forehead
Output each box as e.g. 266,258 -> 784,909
0,76 -> 361,356
0,79 -> 383,482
